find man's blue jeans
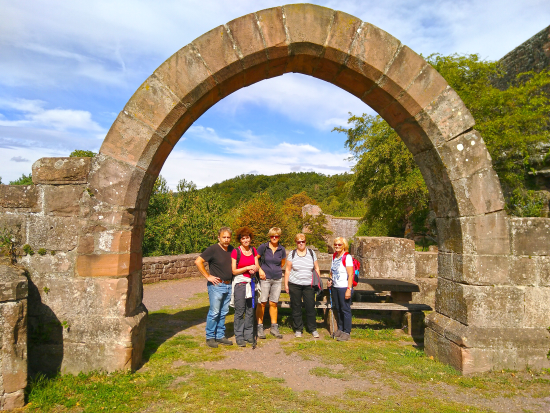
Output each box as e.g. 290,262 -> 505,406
206,281 -> 232,339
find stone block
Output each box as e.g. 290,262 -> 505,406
1,300 -> 27,393
393,116 -> 434,155
0,184 -> 40,211
227,13 -> 267,70
100,110 -> 166,170
43,185 -> 84,216
404,63 -> 449,116
283,4 -> 333,74
414,149 -> 459,218
510,217 -> 550,256
380,45 -> 427,114
76,253 -> 141,278
411,277 -> 437,307
509,255 -> 537,286
255,7 -> 288,78
424,326 -> 465,373
436,211 -> 510,255
0,215 -> 27,246
348,23 -> 401,84
436,278 -> 524,327
439,253 -> 509,285
355,236 -> 415,260
87,154 -> 146,209
437,130 -> 494,181
378,99 -> 410,127
452,168 -> 505,216
414,251 -> 438,277
3,390 -> 25,410
524,287 -> 550,328
415,86 -> 475,145
192,25 -> 244,92
32,157 -> 91,184
28,215 -> 79,251
537,256 -> 550,286
333,66 -> 376,99
26,251 -> 75,277
0,266 -> 28,302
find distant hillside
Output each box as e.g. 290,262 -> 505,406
202,172 -> 366,217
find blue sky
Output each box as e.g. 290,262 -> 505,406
1,0 -> 549,188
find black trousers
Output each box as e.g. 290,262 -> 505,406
288,282 -> 317,333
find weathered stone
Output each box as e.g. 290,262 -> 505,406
43,185 -> 84,216
452,168 -> 505,217
411,277 -> 437,308
438,253 -> 509,285
76,253 -> 141,278
32,157 -> 91,184
227,13 -> 267,71
3,390 -> 25,410
510,217 -> 550,256
508,255 -> 537,286
0,265 -> 28,302
1,299 -> 27,394
141,253 -> 203,283
255,7 -> 288,78
0,184 -> 40,212
524,287 -> 550,328
414,251 -> 438,278
27,215 -> 79,252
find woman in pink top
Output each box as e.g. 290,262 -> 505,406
231,227 -> 260,347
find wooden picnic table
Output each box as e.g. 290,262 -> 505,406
279,277 -> 431,337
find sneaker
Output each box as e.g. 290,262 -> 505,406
312,330 -> 320,338
295,331 -> 302,338
206,338 -> 218,348
337,332 -> 350,341
216,337 -> 233,346
270,324 -> 283,339
257,325 -> 266,339
236,340 -> 247,347
333,330 -> 343,338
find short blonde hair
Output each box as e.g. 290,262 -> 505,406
294,233 -> 306,242
268,227 -> 282,237
333,237 -> 349,252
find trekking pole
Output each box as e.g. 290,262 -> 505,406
251,277 -> 258,349
329,286 -> 335,339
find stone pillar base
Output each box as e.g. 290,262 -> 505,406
425,312 -> 550,374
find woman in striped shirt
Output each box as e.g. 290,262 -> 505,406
284,233 -> 322,338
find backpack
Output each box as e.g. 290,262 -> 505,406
333,251 -> 361,287
291,248 -> 323,292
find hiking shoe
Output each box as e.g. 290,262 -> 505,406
236,340 -> 247,347
294,331 -> 303,338
245,337 -> 255,344
216,337 -> 233,346
312,330 -> 320,339
257,325 -> 266,339
337,332 -> 350,341
206,338 -> 218,348
333,330 -> 343,338
270,324 -> 283,339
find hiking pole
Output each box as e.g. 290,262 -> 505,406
329,286 -> 336,339
251,276 -> 258,349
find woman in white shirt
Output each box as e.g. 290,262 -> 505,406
327,237 -> 354,341
284,233 -> 322,338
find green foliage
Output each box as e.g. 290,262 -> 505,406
302,213 -> 332,252
335,54 -> 550,236
232,192 -> 289,246
335,114 -> 429,237
69,149 -> 96,157
9,173 -> 33,185
142,176 -> 226,257
38,248 -> 47,256
23,244 -> 34,256
43,287 -> 50,294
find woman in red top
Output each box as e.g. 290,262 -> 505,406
231,227 -> 260,347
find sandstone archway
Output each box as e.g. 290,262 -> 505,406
15,4 -> 549,375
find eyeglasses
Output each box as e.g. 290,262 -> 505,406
296,240 -> 306,244
270,235 -> 280,239
334,243 -> 343,247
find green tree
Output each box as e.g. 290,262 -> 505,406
143,176 -> 226,256
335,54 -> 550,235
302,213 -> 332,252
10,173 -> 33,186
70,149 -> 96,157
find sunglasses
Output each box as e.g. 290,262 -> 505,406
270,235 -> 280,239
334,243 -> 343,247
296,240 -> 306,244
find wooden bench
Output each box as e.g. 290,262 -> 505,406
278,278 -> 432,337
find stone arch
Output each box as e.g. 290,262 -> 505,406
69,4 -> 547,374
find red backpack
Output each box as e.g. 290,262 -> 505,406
333,252 -> 361,287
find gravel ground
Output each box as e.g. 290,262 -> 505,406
143,277 -> 207,312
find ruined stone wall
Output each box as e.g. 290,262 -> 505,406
0,157 -> 147,377
142,254 -> 202,284
0,261 -> 27,410
301,204 -> 360,249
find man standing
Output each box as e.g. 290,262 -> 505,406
195,227 -> 235,348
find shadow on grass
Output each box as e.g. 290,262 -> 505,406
142,305 -> 237,365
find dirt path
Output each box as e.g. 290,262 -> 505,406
143,278 -> 550,413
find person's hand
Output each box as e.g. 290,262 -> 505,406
247,264 -> 257,272
208,275 -> 222,285
345,288 -> 351,299
259,270 -> 266,280
284,283 -> 289,293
